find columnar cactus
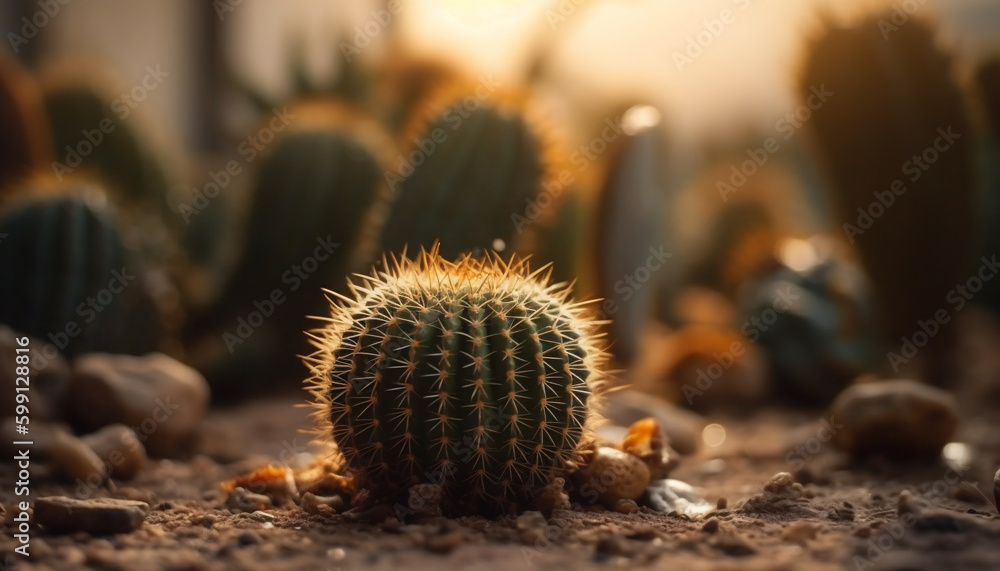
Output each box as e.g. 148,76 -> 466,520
305,247 -> 607,512
0,183 -> 164,357
374,85 -> 550,261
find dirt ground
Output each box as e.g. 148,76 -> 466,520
3,316 -> 1000,571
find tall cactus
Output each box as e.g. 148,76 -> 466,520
0,182 -> 164,357
799,13 -> 975,382
305,247 -> 607,512
374,85 -> 549,261
0,53 -> 50,194
187,102 -> 392,396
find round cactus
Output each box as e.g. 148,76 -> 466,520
305,247 -> 607,512
0,183 -> 164,358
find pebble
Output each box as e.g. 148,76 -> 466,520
226,487 -> 273,513
994,468 -> 999,513
613,499 -> 639,514
0,326 -> 70,421
644,479 -> 712,516
716,497 -> 728,510
50,427 -> 106,485
701,517 -> 720,533
829,379 -> 957,459
620,417 -> 680,480
425,529 -> 464,554
34,496 -> 148,535
763,472 -> 796,494
81,424 -> 147,480
300,492 -> 345,515
531,477 -> 570,518
574,447 -> 651,507
236,531 -> 261,546
68,352 -> 210,458
602,389 -> 704,455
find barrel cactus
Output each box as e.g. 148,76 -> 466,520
0,182 -> 164,358
799,13 -> 975,383
305,247 -> 607,513
0,54 -> 50,194
374,85 -> 549,261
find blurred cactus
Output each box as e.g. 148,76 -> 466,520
0,182 -> 164,357
593,105 -> 669,365
186,102 -> 392,396
800,13 -> 976,383
0,54 -> 50,193
739,241 -> 880,405
973,59 -> 1000,313
306,247 -> 606,512
42,76 -> 173,218
376,85 -> 549,261
974,59 -> 1000,139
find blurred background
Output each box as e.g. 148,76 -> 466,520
3,0 -> 1000,415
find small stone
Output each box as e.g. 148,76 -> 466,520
68,352 -> 210,458
994,468 -> 999,513
953,482 -> 987,504
763,472 -> 796,494
613,499 -> 639,514
644,479 -> 712,516
300,492 -> 345,515
81,424 -> 147,480
222,465 -> 297,506
602,389 -> 704,455
620,417 -> 680,480
829,379 -> 957,459
425,529 -> 464,554
531,477 -> 569,518
50,427 -> 106,485
0,326 -> 70,421
574,447 -> 651,507
782,521 -> 818,544
327,547 -> 346,561
226,487 -> 272,513
236,531 -> 261,546
701,517 -> 720,533
35,496 -> 148,535
408,483 -> 443,517
716,497 -> 728,510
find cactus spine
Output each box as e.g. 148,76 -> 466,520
306,247 -> 607,511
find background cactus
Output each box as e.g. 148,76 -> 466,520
0,182 -> 164,358
186,101 -> 392,396
0,53 -> 51,194
374,85 -> 550,261
799,14 -> 976,383
305,248 -> 607,512
972,59 -> 1000,314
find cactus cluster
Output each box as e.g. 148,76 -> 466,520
305,247 -> 607,511
0,183 -> 164,357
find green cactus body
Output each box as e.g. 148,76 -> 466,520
306,248 -> 606,512
800,14 -> 975,382
0,54 -> 50,194
375,87 -> 547,261
0,185 -> 163,357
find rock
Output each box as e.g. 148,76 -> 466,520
531,477 -> 569,518
300,492 -> 344,515
81,424 -> 147,480
716,497 -> 728,510
236,531 -> 262,546
829,379 -> 957,459
763,472 -> 796,494
0,326 -> 70,421
574,447 -> 650,507
50,427 -> 106,485
620,418 -> 680,480
601,389 -> 705,455
34,496 -> 148,535
425,529 -> 464,554
644,479 -> 712,516
613,499 -> 639,514
701,517 -> 720,533
226,487 -> 272,513
68,353 -> 210,458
